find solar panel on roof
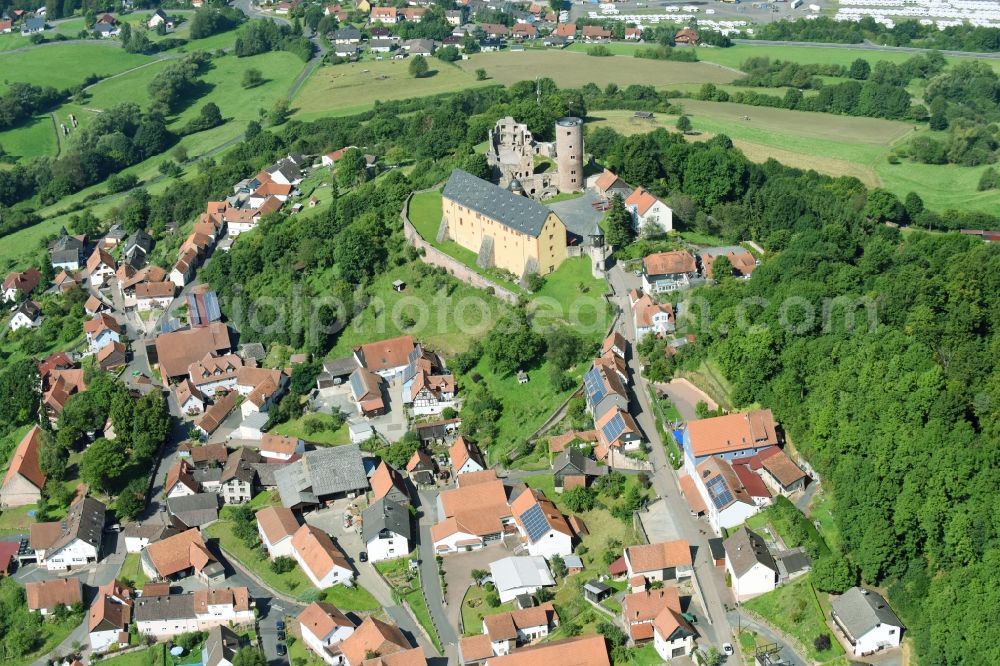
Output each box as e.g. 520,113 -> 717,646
350,371 -> 365,398
520,503 -> 549,543
706,475 -> 733,509
584,367 -> 606,405
602,412 -> 626,444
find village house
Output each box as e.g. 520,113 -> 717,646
440,169 -> 568,278
0,426 -> 47,507
136,281 -> 176,310
623,540 -> 693,583
337,616 -> 423,666
274,445 -> 369,509
682,409 -> 780,475
552,447 -> 607,491
30,496 -> 106,570
188,352 -> 243,395
692,456 -> 769,534
594,407 -> 643,461
701,246 -> 758,280
140,527 -> 225,583
581,25 -> 611,41
54,270 -> 81,293
489,556 -> 556,603
724,526 -> 778,601
625,187 -> 673,235
3,268 -> 43,302
479,635 -> 609,666
831,587 -> 904,657
87,248 -> 117,286
260,433 -> 304,461
147,8 -> 172,29
510,488 -> 577,558
371,461 -> 410,506
621,587 -> 695,659
26,578 -> 82,615
642,251 -> 697,294
167,493 -> 220,530
43,368 -> 87,423
88,579 -> 133,652
97,341 -> 126,372
256,506 -> 301,559
134,587 -> 254,638
406,449 -> 436,486
165,460 -> 200,499
431,470 -> 512,553
84,313 -> 122,353
583,362 -> 629,420
298,601 -> 357,665
350,367 -> 386,417
353,334 -> 416,378
756,448 -> 808,495
218,447 -> 263,504
177,379 -> 207,415
362,497 -> 412,563
291,524 -> 354,589
10,299 -> 42,331
370,6 -> 397,22
630,290 -> 675,340
459,603 -> 560,663
123,524 -> 177,554
674,27 -> 698,45
203,625 -> 240,666
402,346 -> 456,415
449,436 -> 486,475
153,321 -> 232,382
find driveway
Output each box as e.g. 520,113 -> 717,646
654,379 -> 718,422
637,498 -> 684,544
439,545 -> 513,635
315,379 -> 409,444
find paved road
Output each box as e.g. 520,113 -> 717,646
416,489 -> 459,648
728,611 -> 807,666
607,265 -> 738,656
609,264 -> 811,666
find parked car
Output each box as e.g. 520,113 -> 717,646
359,551 -> 368,563
276,620 -> 286,631
722,643 -> 734,656
276,644 -> 286,656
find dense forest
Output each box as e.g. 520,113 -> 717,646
582,122 -> 1000,664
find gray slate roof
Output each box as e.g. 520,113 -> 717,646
362,497 -> 412,544
553,448 -> 607,478
134,594 -> 195,622
203,625 -> 240,666
274,445 -> 368,507
193,467 -> 223,486
832,587 -> 903,639
47,496 -> 106,554
442,168 -> 556,238
723,526 -> 777,577
166,493 -> 219,528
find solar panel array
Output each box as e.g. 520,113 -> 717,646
520,503 -> 549,543
601,412 -> 626,444
350,371 -> 366,399
706,475 -> 734,510
584,367 -> 606,406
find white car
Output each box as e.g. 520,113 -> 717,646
722,643 -> 734,656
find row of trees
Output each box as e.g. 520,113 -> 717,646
234,19 -> 314,62
752,15 -> 1000,52
0,82 -> 65,132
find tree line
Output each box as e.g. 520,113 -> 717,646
751,15 -> 1000,52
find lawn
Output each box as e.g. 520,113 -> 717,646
461,584 -> 514,636
807,488 -> 843,555
204,510 -> 315,599
0,503 -> 36,536
322,583 -> 381,612
120,552 -> 149,589
327,261 -> 510,358
272,414 -> 350,446
0,113 -> 59,160
529,257 -> 610,340
0,42 -> 154,94
744,575 -> 843,663
373,553 -> 442,651
293,51 -> 736,120
744,496 -> 831,558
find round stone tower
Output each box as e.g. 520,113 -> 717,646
555,117 -> 583,194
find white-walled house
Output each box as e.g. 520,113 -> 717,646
510,489 -> 574,559
298,602 -> 357,666
630,291 -> 674,340
831,588 -> 904,657
449,436 -> 485,475
625,187 -> 673,235
653,608 -> 696,661
623,540 -> 693,583
489,556 -> 555,603
693,457 -> 767,535
362,498 -> 412,563
30,496 -> 105,571
88,580 -> 133,653
9,300 -> 42,331
723,527 -> 778,601
291,525 -> 355,589
257,506 -> 300,559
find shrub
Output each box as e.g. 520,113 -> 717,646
587,45 -> 611,57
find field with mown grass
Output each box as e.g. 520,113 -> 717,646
744,575 -> 844,663
588,105 -> 1000,213
293,50 -> 736,120
0,43 -> 154,94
